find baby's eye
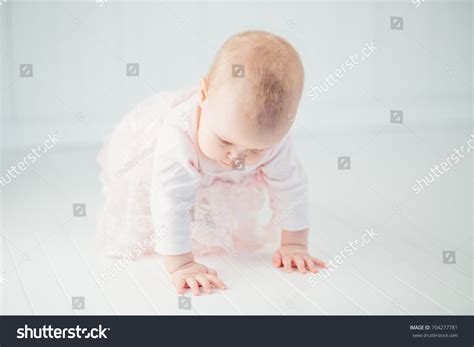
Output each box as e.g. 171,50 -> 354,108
251,149 -> 264,154
218,137 -> 232,146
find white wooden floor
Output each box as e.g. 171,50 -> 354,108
1,125 -> 473,315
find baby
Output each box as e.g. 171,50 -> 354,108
97,31 -> 326,295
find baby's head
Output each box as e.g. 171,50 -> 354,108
196,31 -> 304,167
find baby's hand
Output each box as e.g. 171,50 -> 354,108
272,244 -> 327,274
170,261 -> 227,296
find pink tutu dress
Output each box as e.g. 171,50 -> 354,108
97,88 -> 310,258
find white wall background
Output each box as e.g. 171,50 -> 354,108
0,0 -> 472,149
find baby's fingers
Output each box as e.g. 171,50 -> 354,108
206,274 -> 227,290
175,278 -> 187,295
195,274 -> 212,294
185,277 -> 201,296
303,256 -> 318,273
282,256 -> 292,273
206,266 -> 218,276
311,257 -> 327,268
272,252 -> 282,268
294,256 -> 307,274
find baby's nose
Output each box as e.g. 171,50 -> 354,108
228,148 -> 246,159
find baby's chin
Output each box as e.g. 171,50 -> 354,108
200,149 -> 233,168
218,159 -> 234,168
210,156 -> 241,168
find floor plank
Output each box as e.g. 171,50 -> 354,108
36,229 -> 115,315
68,230 -> 156,315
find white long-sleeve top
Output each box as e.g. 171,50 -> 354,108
150,88 -> 310,255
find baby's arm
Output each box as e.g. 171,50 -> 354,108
260,133 -> 326,273
151,126 -> 226,295
163,252 -> 226,295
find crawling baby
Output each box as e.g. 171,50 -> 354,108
97,30 -> 326,295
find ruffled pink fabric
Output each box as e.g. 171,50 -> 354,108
97,92 -> 278,259
190,170 -> 277,256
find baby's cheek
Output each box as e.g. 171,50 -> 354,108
199,137 -> 223,160
243,152 -> 263,165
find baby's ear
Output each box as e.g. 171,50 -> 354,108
199,78 -> 209,102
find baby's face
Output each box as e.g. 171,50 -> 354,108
197,83 -> 290,168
